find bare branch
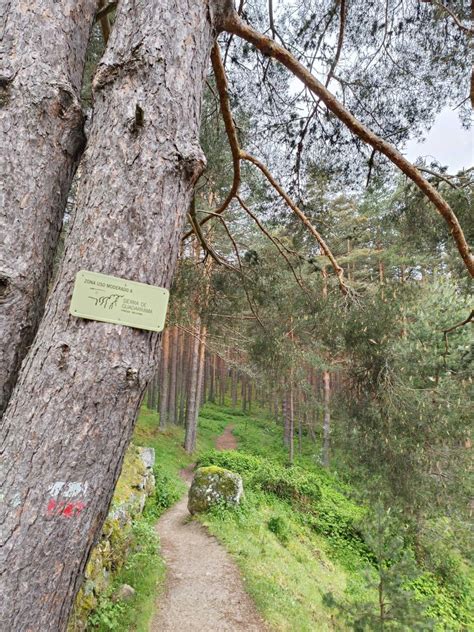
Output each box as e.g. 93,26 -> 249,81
222,12 -> 474,277
268,0 -> 276,39
186,43 -> 348,294
240,151 -> 350,295
417,167 -> 460,190
325,0 -> 347,88
187,202 -> 234,271
236,195 -> 310,294
209,43 -> 241,214
218,213 -> 266,329
442,309 -> 473,360
182,43 -> 241,242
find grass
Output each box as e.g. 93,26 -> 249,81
88,520 -> 166,632
89,400 -> 472,631
201,492 -> 359,631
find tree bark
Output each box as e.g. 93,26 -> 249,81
192,322 -> 208,447
168,325 -> 179,424
208,352 -> 216,402
0,0 -> 228,627
147,368 -> 158,410
178,327 -> 187,425
159,326 -> 170,428
283,391 -> 290,446
0,0 -> 97,416
184,316 -> 202,453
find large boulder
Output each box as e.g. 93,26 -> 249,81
188,466 -> 243,515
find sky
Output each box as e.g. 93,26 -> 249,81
404,108 -> 473,173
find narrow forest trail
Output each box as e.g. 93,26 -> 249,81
149,425 -> 267,632
215,424 -> 237,450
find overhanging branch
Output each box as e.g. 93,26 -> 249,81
221,12 -> 474,277
186,43 -> 349,295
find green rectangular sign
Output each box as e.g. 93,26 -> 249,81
70,270 -> 169,332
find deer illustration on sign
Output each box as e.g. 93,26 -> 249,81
88,293 -> 124,310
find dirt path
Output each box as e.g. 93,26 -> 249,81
215,424 -> 237,451
150,426 -> 267,632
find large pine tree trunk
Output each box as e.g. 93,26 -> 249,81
0,1 -> 229,627
0,0 -> 97,415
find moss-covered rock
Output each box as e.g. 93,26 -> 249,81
68,445 -> 155,631
188,466 -> 243,515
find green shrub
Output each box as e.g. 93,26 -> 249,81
253,465 -> 322,507
143,464 -> 181,520
410,572 -> 474,630
267,515 -> 290,544
197,449 -> 264,475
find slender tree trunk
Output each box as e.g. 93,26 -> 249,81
168,325 -> 179,424
288,384 -> 295,464
0,0 -> 97,416
242,374 -> 247,412
283,391 -> 290,446
147,369 -> 158,409
0,1 -> 226,627
231,367 -> 238,407
178,328 -> 187,425
247,380 -> 252,413
201,351 -> 208,405
298,389 -> 303,456
322,370 -> 331,467
190,323 -> 207,449
184,316 -> 202,453
159,326 -> 170,428
219,356 -> 226,405
208,353 -> 216,402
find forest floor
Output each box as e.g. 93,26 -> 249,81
149,425 -> 267,632
120,403 -> 469,632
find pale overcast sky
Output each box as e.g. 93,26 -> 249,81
404,108 -> 473,172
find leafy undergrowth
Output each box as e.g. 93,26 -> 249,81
91,402 -> 472,631
196,407 -> 472,631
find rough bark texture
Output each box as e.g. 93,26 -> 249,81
0,1 -> 223,628
0,0 -> 97,416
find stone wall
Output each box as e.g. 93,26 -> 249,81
68,444 -> 155,631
